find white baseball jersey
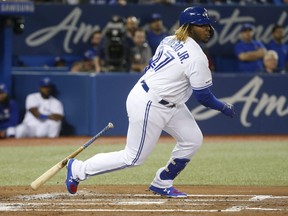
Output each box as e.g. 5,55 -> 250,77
22,92 -> 64,124
15,92 -> 64,138
141,35 -> 212,104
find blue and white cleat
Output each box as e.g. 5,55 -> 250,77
65,159 -> 79,194
149,185 -> 187,198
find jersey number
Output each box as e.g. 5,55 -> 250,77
145,46 -> 175,72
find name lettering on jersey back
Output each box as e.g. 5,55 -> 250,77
162,38 -> 190,63
162,38 -> 184,51
177,51 -> 189,63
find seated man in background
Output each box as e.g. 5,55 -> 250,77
71,30 -> 103,73
263,50 -> 279,74
15,77 -> 64,138
234,23 -> 266,73
54,56 -> 67,68
71,49 -> 101,73
130,28 -> 152,73
266,24 -> 288,73
125,16 -> 140,47
144,13 -> 168,55
0,83 -> 19,138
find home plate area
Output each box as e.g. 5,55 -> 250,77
1,186 -> 287,215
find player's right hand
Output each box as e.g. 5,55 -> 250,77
221,103 -> 235,118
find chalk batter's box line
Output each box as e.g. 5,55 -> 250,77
1,193 -> 286,213
15,192 -> 277,200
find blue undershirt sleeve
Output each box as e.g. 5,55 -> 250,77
193,87 -> 225,111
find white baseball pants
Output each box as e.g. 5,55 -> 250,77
71,81 -> 203,187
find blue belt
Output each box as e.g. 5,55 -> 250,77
141,80 -> 175,108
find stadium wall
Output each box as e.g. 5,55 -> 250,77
12,72 -> 288,136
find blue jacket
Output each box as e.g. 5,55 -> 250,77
234,40 -> 266,73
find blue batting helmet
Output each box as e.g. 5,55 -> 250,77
179,6 -> 214,26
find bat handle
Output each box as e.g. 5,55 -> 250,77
83,122 -> 114,149
60,122 -> 114,165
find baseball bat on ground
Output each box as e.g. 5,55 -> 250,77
30,122 -> 114,190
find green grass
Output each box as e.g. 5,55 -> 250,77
0,139 -> 287,186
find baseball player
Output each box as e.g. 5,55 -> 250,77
66,6 -> 235,197
0,83 -> 19,138
15,77 -> 64,138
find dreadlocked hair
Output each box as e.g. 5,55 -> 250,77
174,24 -> 190,42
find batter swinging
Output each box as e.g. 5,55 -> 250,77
65,6 -> 235,198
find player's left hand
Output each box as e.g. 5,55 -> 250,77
221,103 -> 235,118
